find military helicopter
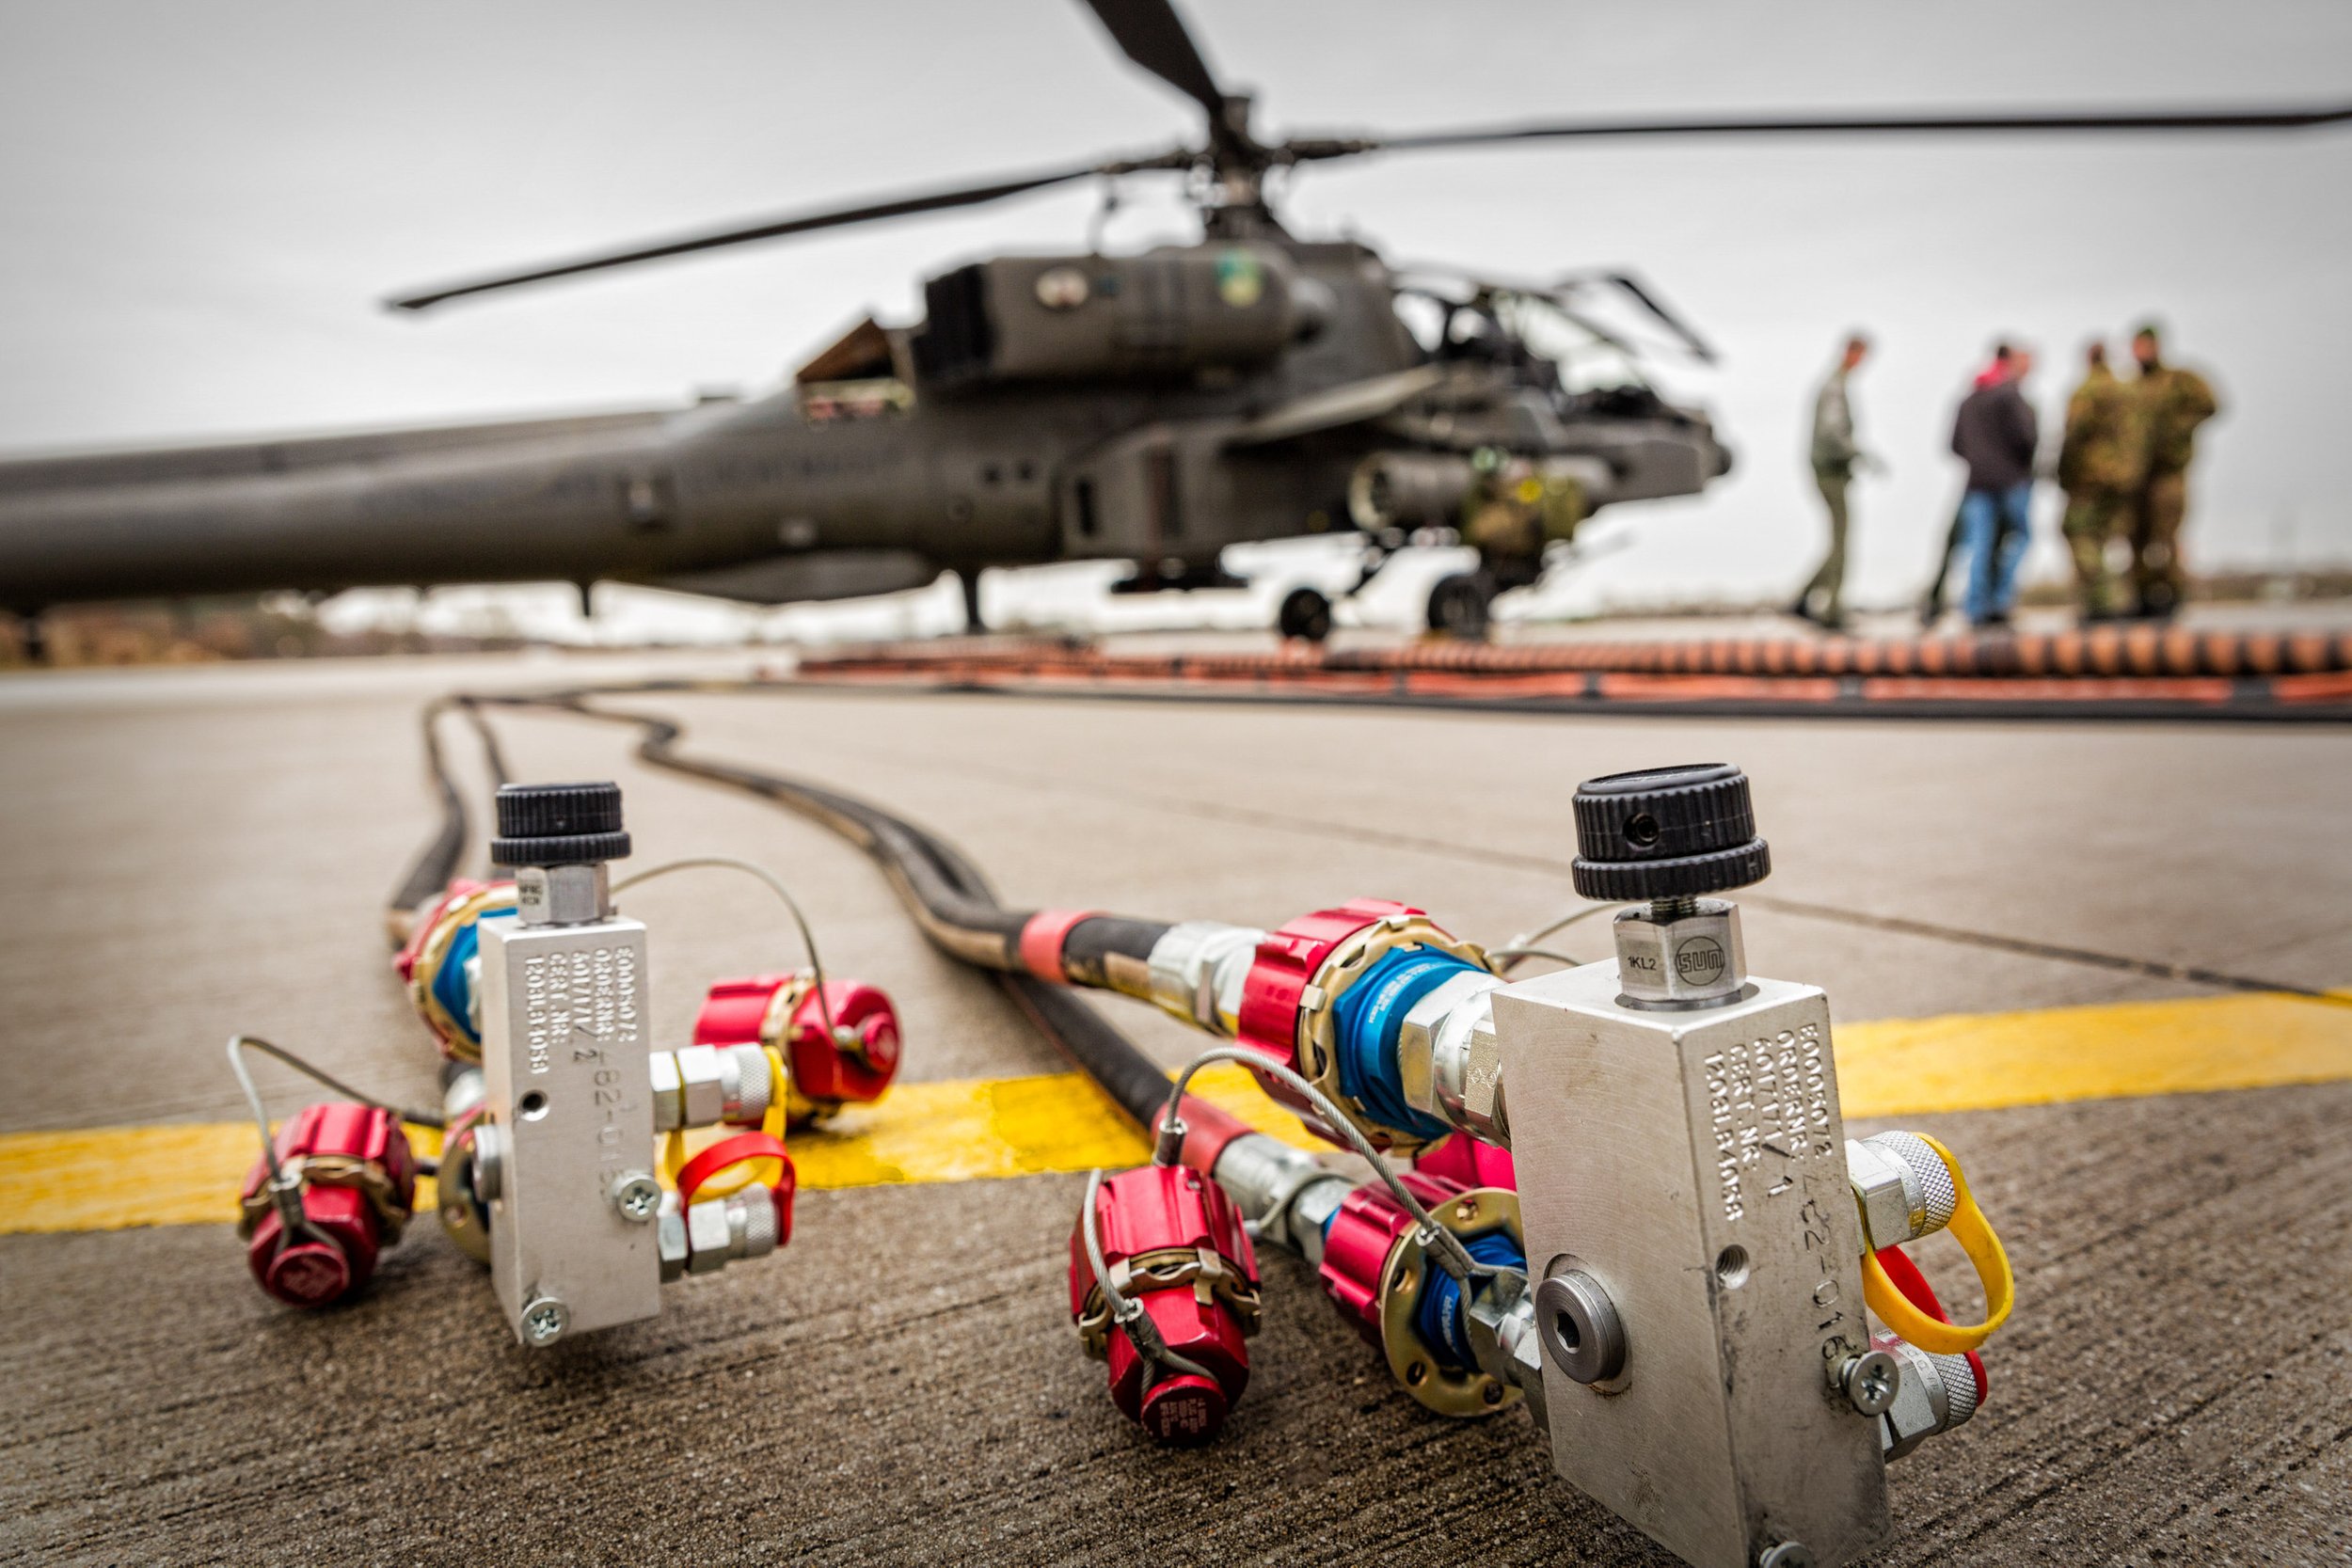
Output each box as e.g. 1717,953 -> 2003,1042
2,0 -> 2344,653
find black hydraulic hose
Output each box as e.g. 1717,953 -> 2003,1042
997,978 -> 1186,1132
387,701 -> 473,916
386,697 -> 514,923
865,818 -> 1179,1129
407,687 -> 1196,1132
1060,916 -> 1174,992
393,687 -> 1177,999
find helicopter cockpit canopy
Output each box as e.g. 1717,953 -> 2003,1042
1391,266 -> 1717,401
794,315 -> 915,423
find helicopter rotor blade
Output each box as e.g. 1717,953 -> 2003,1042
1077,0 -> 1228,126
1289,101 -> 2352,160
386,153 -> 1184,311
1559,270 -> 1719,365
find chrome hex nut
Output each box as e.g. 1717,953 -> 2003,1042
648,1051 -> 686,1133
656,1191 -> 690,1284
1876,1337 -> 1952,1460
675,1044 -> 726,1129
1845,1137 -> 1915,1250
1611,901 -> 1744,1006
685,1196 -> 733,1275
1454,995 -> 1508,1144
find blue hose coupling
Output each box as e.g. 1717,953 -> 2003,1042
1331,948 -> 1484,1142
1329,946 -> 1509,1148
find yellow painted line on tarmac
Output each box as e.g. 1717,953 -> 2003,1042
0,1064 -> 1316,1237
4,989 -> 2349,1238
1832,988 -> 2352,1115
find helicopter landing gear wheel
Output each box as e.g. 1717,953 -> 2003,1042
1277,586 -> 1334,643
1426,572 -> 1494,641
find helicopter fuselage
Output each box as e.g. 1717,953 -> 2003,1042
0,240 -> 1726,614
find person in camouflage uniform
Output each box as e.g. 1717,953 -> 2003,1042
2123,323 -> 2219,620
2057,341 -> 2142,620
1795,334 -> 1873,627
1461,451 -> 1582,592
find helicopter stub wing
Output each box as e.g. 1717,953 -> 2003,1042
1222,365 -> 1455,449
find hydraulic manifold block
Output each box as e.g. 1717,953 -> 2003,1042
1493,765 -> 1885,1568
386,783 -> 909,1345
474,781 -> 662,1345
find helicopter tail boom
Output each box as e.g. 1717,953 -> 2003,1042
0,422 -> 705,607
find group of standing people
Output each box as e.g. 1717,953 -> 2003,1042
2055,327 -> 2218,621
1795,325 -> 2219,631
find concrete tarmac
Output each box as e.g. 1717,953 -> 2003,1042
1,648 -> 2347,1567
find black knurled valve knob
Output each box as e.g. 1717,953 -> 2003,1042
490,781 -> 631,867
1570,763 -> 1769,903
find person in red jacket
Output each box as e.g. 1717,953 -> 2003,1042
1949,345 -> 2040,628
1919,346 -> 2014,624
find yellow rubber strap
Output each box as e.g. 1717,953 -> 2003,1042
757,1048 -> 793,1192
1860,1131 -> 2014,1355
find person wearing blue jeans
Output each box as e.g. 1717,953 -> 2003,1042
1948,345 -> 2041,628
1960,482 -> 2033,625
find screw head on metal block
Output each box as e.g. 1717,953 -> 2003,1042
1534,1268 -> 1628,1384
610,1171 -> 662,1223
520,1295 -> 570,1346
1840,1349 -> 1902,1416
1756,1544 -> 1817,1568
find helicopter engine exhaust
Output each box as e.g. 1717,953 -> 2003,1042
1348,452 -> 1475,531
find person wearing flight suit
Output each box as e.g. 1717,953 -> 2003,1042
2123,323 -> 2220,620
2057,341 -> 2142,621
1795,334 -> 1873,628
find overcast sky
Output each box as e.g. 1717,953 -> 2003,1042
2,0 -> 2345,636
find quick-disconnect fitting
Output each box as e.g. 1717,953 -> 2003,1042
656,1187 -> 786,1284
236,1101 -> 418,1308
1874,1331 -> 1983,1459
1316,1168 -> 1526,1417
1070,1165 -> 1263,1444
435,1066 -> 493,1265
692,973 -> 902,1124
394,879 -> 516,1062
1232,900 -> 1495,1151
